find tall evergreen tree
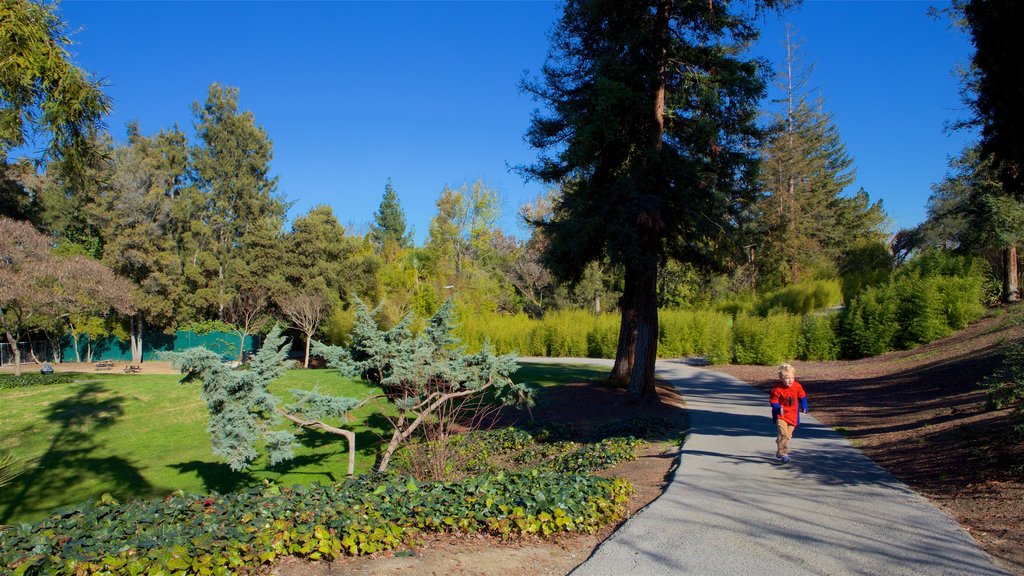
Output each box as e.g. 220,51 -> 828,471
91,126 -> 190,362
956,0 -> 1024,301
756,28 -> 885,287
369,179 -> 412,252
523,0 -> 790,400
190,83 -> 287,319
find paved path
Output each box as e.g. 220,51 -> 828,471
525,358 -> 1010,576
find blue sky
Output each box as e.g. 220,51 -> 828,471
56,0 -> 974,244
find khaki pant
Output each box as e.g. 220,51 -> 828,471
776,419 -> 796,457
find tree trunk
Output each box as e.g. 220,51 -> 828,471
130,316 -> 144,364
608,274 -> 637,387
1004,245 -> 1020,302
71,333 -> 81,363
4,331 -> 22,377
626,259 -> 659,403
304,334 -> 311,368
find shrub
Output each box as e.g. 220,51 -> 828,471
983,343 -> 1024,437
755,279 -> 843,316
658,309 -> 732,364
840,284 -> 899,358
797,313 -> 840,361
0,373 -> 74,389
732,313 -> 800,365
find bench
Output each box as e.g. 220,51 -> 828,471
123,364 -> 141,374
94,360 -> 114,371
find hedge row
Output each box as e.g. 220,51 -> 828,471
456,266 -> 984,365
456,309 -> 732,364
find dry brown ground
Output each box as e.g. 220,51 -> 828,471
0,360 -> 180,375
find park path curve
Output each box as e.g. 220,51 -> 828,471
523,358 -> 1009,576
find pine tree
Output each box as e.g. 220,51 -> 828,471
314,299 -> 531,472
190,83 -> 287,319
369,179 -> 413,252
757,28 -> 885,287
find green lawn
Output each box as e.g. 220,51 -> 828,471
0,361 -> 609,524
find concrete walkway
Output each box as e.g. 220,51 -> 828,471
527,358 -> 1009,576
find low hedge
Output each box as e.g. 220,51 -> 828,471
1,471 -> 631,575
0,374 -> 74,390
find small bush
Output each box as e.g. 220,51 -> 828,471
797,314 -> 840,361
0,373 -> 74,389
732,313 -> 800,365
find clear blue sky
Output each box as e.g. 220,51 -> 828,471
57,0 -> 975,244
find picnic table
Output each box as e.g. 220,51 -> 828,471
94,360 -> 114,371
123,364 -> 141,374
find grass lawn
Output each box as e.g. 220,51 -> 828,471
0,361 -> 610,524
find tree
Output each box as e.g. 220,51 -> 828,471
756,27 -> 886,287
0,217 -> 132,375
278,290 -> 329,368
523,0 -> 789,400
190,83 -> 286,319
952,0 -> 1024,301
0,0 -> 110,164
91,126 -> 190,363
224,287 -> 267,363
166,326 -> 295,471
314,299 -> 531,472
921,145 -> 1024,298
369,178 -> 413,253
168,326 -> 367,477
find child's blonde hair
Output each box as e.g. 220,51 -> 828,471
778,363 -> 795,379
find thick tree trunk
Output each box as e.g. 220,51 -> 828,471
1004,245 -> 1020,303
626,259 -> 659,403
608,274 -> 637,387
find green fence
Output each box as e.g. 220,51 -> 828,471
60,330 -> 258,363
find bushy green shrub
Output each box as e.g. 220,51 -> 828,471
585,314 -> 620,358
840,284 -> 899,358
840,257 -> 987,358
732,313 -> 800,365
755,279 -> 843,316
658,309 -> 732,364
797,313 -> 840,361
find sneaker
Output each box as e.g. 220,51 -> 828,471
780,455 -> 791,464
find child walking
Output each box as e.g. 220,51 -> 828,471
770,363 -> 808,463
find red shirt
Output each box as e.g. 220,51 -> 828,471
770,380 -> 807,426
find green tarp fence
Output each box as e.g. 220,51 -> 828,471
59,331 -> 259,363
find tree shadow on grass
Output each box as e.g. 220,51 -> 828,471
0,382 -> 158,524
168,461 -> 255,494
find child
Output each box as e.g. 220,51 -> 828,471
770,363 -> 808,463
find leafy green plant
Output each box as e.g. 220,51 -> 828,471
0,373 -> 74,389
0,471 -> 631,575
983,343 -> 1024,437
797,313 -> 840,361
